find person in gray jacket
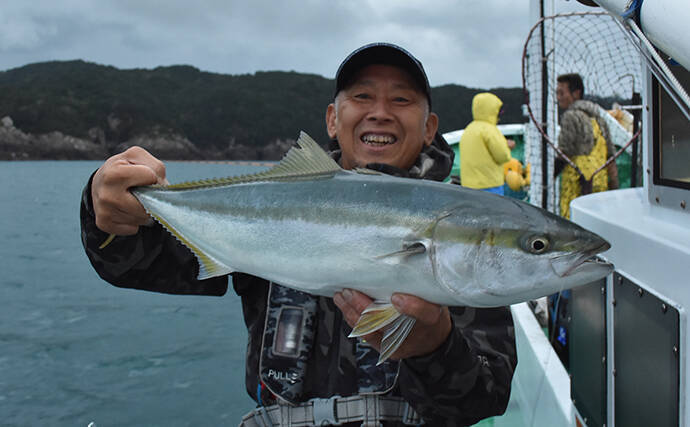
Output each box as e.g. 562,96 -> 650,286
80,42 -> 517,426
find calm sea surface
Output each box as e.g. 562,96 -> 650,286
0,161 -> 272,426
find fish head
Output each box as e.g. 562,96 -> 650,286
430,196 -> 613,307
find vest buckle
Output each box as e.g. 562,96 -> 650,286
313,395 -> 341,425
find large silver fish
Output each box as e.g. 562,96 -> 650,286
130,132 -> 613,363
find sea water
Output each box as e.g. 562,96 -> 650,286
0,161 -> 269,426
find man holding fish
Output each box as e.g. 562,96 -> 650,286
80,43 -> 589,426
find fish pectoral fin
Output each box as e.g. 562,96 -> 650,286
347,302 -> 417,365
374,242 -> 427,261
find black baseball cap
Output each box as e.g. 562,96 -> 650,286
334,42 -> 432,108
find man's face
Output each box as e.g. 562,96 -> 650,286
556,81 -> 581,110
326,64 -> 438,171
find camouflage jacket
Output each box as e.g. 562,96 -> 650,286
80,136 -> 517,426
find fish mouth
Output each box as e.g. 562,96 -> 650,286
361,132 -> 397,147
550,240 -> 612,278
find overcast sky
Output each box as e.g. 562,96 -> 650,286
0,0 -> 591,89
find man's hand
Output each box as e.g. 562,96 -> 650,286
334,289 -> 452,360
91,146 -> 168,235
506,139 -> 516,149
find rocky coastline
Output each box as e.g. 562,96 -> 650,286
0,116 -> 295,161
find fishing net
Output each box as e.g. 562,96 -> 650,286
522,11 -> 644,212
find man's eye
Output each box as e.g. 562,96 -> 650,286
354,93 -> 371,100
393,97 -> 410,103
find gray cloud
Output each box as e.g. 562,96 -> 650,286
0,0 -> 591,88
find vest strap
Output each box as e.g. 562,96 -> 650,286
239,394 -> 423,426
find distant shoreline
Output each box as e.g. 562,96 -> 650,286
173,160 -> 276,166
0,158 -> 276,166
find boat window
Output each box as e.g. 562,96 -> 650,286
654,62 -> 690,190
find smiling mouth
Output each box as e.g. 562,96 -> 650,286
361,133 -> 397,147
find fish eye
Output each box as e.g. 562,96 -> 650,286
525,235 -> 550,254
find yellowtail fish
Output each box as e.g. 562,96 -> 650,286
128,132 -> 613,364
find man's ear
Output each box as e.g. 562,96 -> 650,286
326,103 -> 337,139
574,89 -> 583,100
424,112 -> 439,146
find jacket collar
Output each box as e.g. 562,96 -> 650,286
327,132 -> 454,182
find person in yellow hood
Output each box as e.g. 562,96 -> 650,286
460,92 -> 514,195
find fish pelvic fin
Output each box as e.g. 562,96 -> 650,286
379,315 -> 416,365
348,302 -> 417,365
148,211 -> 234,280
348,302 -> 401,336
161,132 -> 342,190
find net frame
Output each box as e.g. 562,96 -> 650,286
521,11 -> 644,212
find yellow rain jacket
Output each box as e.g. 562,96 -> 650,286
460,93 -> 512,189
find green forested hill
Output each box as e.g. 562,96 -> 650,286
0,60 -> 525,158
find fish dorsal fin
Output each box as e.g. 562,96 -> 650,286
165,131 -> 342,190
353,167 -> 383,175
